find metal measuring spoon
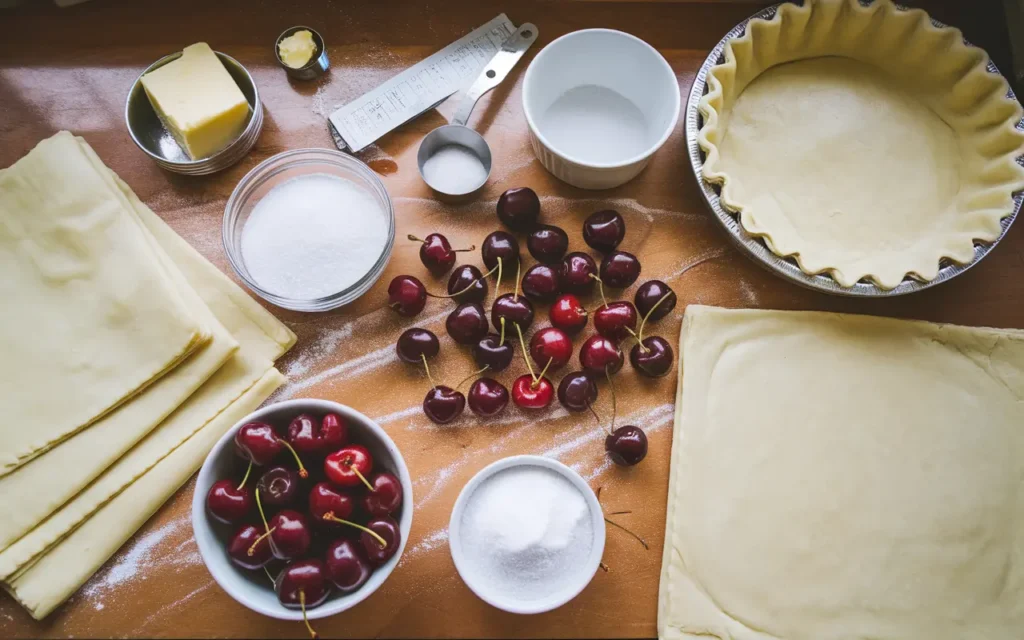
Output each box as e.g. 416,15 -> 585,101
417,23 -> 538,196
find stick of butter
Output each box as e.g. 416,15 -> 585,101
278,30 -> 317,69
140,43 -> 251,160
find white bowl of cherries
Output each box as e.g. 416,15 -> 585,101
192,398 -> 412,635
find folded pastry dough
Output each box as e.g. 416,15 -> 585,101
659,306 -> 1024,640
698,0 -> 1024,289
0,132 -> 212,473
0,136 -> 295,602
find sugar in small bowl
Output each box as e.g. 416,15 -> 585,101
449,456 -> 606,614
223,148 -> 395,312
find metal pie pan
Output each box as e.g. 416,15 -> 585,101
685,2 -> 1024,297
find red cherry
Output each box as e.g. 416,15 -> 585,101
409,233 -> 473,275
234,422 -> 283,465
529,327 -> 573,372
593,301 -> 638,342
511,374 -> 554,409
362,472 -> 403,516
309,482 -> 355,523
324,445 -> 374,489
606,425 -> 648,466
549,294 -> 588,334
227,523 -> 273,570
559,252 -> 598,295
579,335 -> 624,375
206,478 -> 253,524
256,465 -> 300,507
325,538 -> 373,593
361,516 -> 402,566
275,558 -> 330,639
268,510 -> 313,560
423,386 -> 466,424
496,187 -> 540,230
287,413 -> 348,456
630,335 -> 674,377
387,275 -> 427,317
467,377 -> 509,417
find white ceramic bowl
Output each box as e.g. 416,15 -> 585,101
191,399 -> 413,621
448,455 -> 606,614
522,29 -> 680,190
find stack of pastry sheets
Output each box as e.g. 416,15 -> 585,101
0,131 -> 296,619
659,306 -> 1023,640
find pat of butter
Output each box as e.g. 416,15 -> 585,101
278,30 -> 317,69
140,43 -> 251,160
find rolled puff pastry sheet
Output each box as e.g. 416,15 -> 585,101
659,306 -> 1024,640
0,137 -> 295,615
0,131 -> 212,472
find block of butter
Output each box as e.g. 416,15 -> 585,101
140,43 -> 251,160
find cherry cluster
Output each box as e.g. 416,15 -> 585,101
207,412 -> 403,638
386,187 -> 678,467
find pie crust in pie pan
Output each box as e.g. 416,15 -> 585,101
698,0 -> 1024,289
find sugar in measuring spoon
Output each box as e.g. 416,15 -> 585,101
417,24 -> 538,196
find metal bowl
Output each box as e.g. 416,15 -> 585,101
125,50 -> 263,175
685,3 -> 1024,297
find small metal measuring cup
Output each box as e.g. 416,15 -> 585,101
417,23 -> 538,196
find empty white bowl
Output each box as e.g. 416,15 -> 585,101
191,399 -> 413,621
522,29 -> 680,189
448,455 -> 605,614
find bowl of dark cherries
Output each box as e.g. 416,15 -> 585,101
192,399 -> 412,636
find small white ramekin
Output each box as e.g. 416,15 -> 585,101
522,29 -> 680,190
191,399 -> 413,621
448,455 -> 606,614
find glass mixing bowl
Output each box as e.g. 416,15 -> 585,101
223,148 -> 395,312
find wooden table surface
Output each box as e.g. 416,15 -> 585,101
0,0 -> 1019,637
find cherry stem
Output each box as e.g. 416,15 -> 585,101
454,245 -> 476,253
323,511 -> 388,548
589,273 -> 609,309
495,257 -> 503,298
421,353 -> 437,388
405,234 -> 474,253
276,438 -> 308,478
255,487 -> 270,533
514,323 -> 537,383
248,526 -> 277,556
513,259 -> 522,300
236,460 -> 253,492
499,316 -> 506,346
532,357 -> 553,390
604,517 -> 649,550
600,562 -> 610,572
604,366 -> 617,434
300,590 -> 319,640
347,464 -> 375,492
636,292 -> 672,346
407,234 -> 426,243
455,365 -> 489,391
262,566 -> 275,586
608,510 -> 632,516
587,402 -> 602,427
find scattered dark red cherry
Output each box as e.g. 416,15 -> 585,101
521,264 -> 561,302
473,333 -> 514,372
268,510 -> 313,560
529,327 -> 573,372
481,231 -> 520,271
491,293 -> 534,331
387,275 -> 427,317
606,425 -> 648,466
324,445 -> 374,489
235,422 -> 308,477
630,335 -> 674,378
361,516 -> 402,566
468,377 -> 509,417
527,225 -> 569,263
276,558 -> 329,639
396,328 -> 440,364
560,252 -> 598,295
206,473 -> 253,524
409,233 -> 473,275
287,412 -> 348,456
549,294 -> 588,334
634,280 -> 677,322
447,265 -> 487,304
557,371 -> 598,412
497,186 -> 540,230
594,301 -> 638,342
600,250 -> 641,288
325,538 -> 372,594
423,385 -> 466,424
580,335 -> 624,375
228,523 -> 273,570
362,472 -> 403,516
512,374 -> 554,409
308,482 -> 355,523
446,302 -> 489,345
257,465 -> 300,507
583,209 -> 625,253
